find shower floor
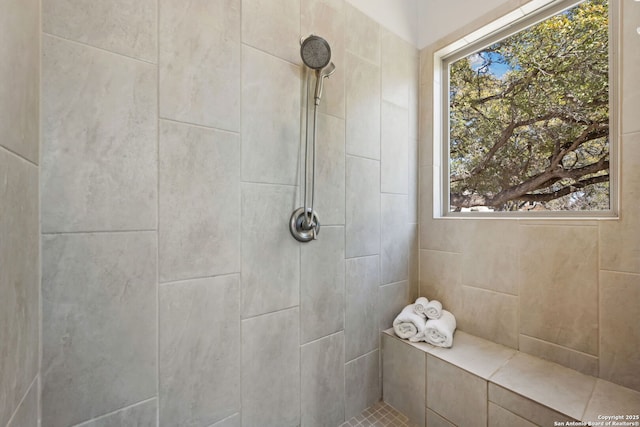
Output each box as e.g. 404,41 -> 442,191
339,401 -> 416,427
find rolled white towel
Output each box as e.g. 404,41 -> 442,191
409,332 -> 425,343
413,297 -> 430,318
424,310 -> 457,348
393,304 -> 427,340
425,300 -> 443,320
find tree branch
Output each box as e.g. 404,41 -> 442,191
518,174 -> 610,202
451,158 -> 609,208
471,70 -> 539,105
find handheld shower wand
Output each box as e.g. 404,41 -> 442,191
313,63 -> 336,106
290,35 -> 336,242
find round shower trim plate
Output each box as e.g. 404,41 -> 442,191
289,207 -> 320,242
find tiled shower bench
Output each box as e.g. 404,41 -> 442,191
381,329 -> 640,427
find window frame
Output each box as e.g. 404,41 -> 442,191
433,0 -> 619,219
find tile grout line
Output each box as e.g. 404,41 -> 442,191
38,0 -> 44,422
598,268 -> 640,276
343,34 -> 350,426
241,304 -> 300,322
0,144 -> 38,168
297,4 -> 303,424
345,152 -> 382,163
597,213 -> 602,381
158,272 -> 241,287
518,333 -> 600,358
42,229 -> 156,236
238,0 -> 244,421
5,376 -> 39,427
155,0 -> 161,423
241,41 -> 302,69
71,397 -> 157,427
581,379 -> 599,421
240,180 -> 299,188
42,32 -> 156,65
158,116 -> 240,136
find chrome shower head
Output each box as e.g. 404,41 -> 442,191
300,35 -> 332,70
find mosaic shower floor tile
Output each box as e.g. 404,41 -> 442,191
339,401 -> 418,427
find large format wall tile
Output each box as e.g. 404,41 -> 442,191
313,113 -> 346,225
301,0 -> 345,118
41,232 -> 156,427
378,280 -> 409,330
0,0 -> 39,163
80,399 -> 157,427
382,334 -> 425,427
159,0 -> 240,131
381,29 -> 411,109
43,0 -> 156,62
427,354 -> 487,427
408,55 -> 418,143
345,53 -> 381,160
409,223 -> 419,301
242,308 -> 300,427
488,402 -> 537,427
419,250 -> 463,316
408,138 -> 418,224
490,352 -> 595,420
159,275 -> 240,426
427,331 -> 516,380
345,350 -> 380,419
242,45 -> 301,185
519,225 -> 598,355
461,220 -> 519,295
600,135 -> 640,274
345,4 -> 379,64
600,271 -> 640,391
622,0 -> 640,135
458,286 -> 518,349
381,101 -> 409,194
488,384 -> 575,426
419,167 -> 472,253
419,74 -> 434,167
42,36 -> 157,232
301,332 -> 345,427
301,227 -> 345,343
519,334 -> 598,377
346,156 -> 380,257
0,150 -> 39,427
241,184 -> 299,318
346,256 -> 379,361
242,0 -> 300,64
381,194 -> 409,285
159,120 -> 240,282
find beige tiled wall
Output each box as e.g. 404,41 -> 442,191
39,0 -> 418,426
418,0 -> 640,392
0,0 -> 40,425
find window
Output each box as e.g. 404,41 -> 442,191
436,0 -> 616,216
